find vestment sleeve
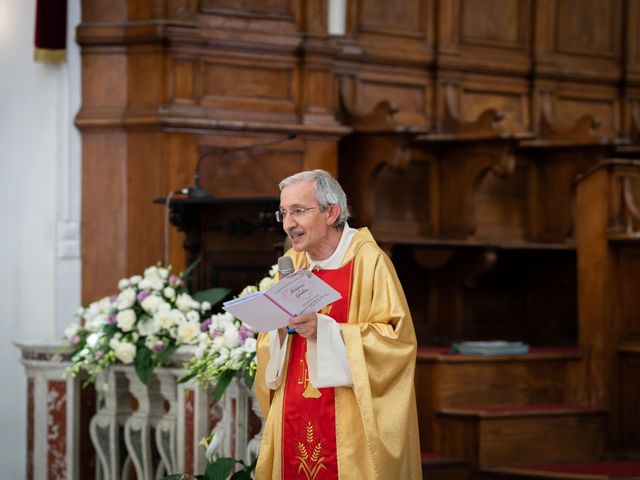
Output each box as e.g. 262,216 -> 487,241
307,314 -> 353,388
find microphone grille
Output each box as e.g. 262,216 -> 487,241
277,255 -> 294,276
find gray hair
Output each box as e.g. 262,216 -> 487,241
279,169 -> 350,228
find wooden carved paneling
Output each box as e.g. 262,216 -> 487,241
199,54 -> 298,119
171,57 -> 197,105
619,353 -> 640,449
534,80 -> 620,138
473,166 -> 528,240
625,0 -> 640,84
437,74 -> 531,134
619,247 -> 640,337
535,0 -> 622,82
344,0 -> 434,63
338,67 -> 432,128
369,159 -> 435,239
435,141 -> 519,239
438,0 -> 532,74
201,0 -> 291,16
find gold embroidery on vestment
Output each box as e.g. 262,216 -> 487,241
295,421 -> 327,480
297,359 -> 322,398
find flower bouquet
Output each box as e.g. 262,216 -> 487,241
65,264 -> 227,385
180,264 -> 277,400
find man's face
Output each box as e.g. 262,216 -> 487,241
279,180 -> 336,256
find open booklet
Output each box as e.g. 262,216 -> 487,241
222,269 -> 342,332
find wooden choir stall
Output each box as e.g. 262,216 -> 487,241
17,1 -> 640,479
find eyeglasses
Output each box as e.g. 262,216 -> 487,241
275,207 -> 317,223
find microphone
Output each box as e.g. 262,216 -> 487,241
187,133 -> 298,198
278,256 -> 297,334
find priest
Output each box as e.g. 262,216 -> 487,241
255,169 -> 422,479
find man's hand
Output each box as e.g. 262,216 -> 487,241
288,313 -> 318,340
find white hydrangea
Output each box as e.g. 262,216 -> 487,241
129,275 -> 142,285
186,311 -> 200,323
117,278 -> 130,290
200,301 -> 211,313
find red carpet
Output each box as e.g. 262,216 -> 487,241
502,461 -> 640,478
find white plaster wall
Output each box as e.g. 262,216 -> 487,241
0,0 -> 81,476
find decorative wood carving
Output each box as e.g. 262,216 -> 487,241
539,111 -> 605,143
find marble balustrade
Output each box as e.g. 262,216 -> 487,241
15,340 -> 262,480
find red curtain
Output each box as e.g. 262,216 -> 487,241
34,0 -> 67,63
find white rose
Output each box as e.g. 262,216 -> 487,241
85,302 -> 101,321
211,312 -> 234,331
176,293 -> 195,312
163,287 -> 176,300
86,332 -> 100,348
243,337 -> 257,353
141,295 -> 162,314
171,309 -> 186,324
98,297 -> 113,313
116,309 -> 136,332
144,266 -> 161,280
87,314 -> 107,330
149,278 -> 164,292
223,328 -> 240,349
137,316 -> 161,336
138,279 -> 151,290
112,340 -> 136,364
155,310 -> 175,329
129,275 -> 142,285
64,323 -> 80,339
238,285 -> 258,297
258,276 -> 274,292
116,289 -> 136,310
118,278 -> 130,290
177,321 -> 200,344
268,264 -> 278,277
158,302 -> 171,313
186,311 -> 200,323
212,335 -> 225,350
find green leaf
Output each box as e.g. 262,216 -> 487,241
157,342 -> 178,365
213,370 -> 235,402
230,471 -> 253,480
204,458 -> 234,480
178,370 -> 197,384
181,257 -> 202,280
192,288 -> 231,308
243,367 -> 255,390
134,346 -> 154,384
